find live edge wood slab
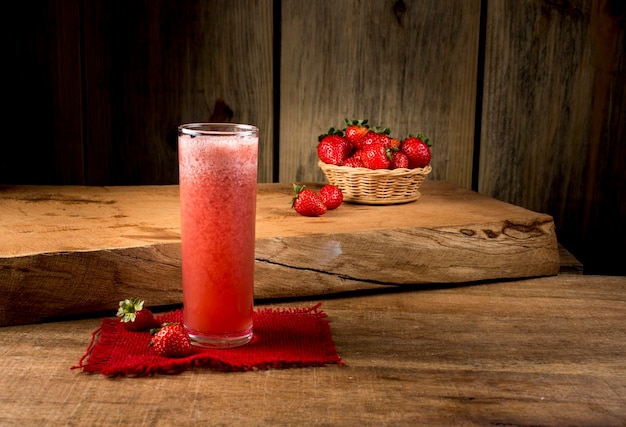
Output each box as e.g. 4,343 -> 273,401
0,182 -> 559,327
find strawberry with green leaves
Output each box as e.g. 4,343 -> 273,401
343,119 -> 369,148
150,322 -> 192,358
317,129 -> 353,165
319,185 -> 343,210
360,127 -> 392,149
401,134 -> 432,168
292,184 -> 327,217
116,298 -> 160,331
390,150 -> 409,169
388,137 -> 401,150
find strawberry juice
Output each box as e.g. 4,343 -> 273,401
178,123 -> 258,348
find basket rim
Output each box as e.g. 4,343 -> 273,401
318,160 -> 432,177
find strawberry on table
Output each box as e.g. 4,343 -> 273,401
116,298 -> 160,331
317,129 -> 353,165
401,134 -> 432,168
292,184 -> 327,217
319,185 -> 343,210
150,322 -> 192,358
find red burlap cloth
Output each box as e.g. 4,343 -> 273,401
72,304 -> 343,376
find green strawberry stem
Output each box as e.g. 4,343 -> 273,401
371,125 -> 391,135
317,127 -> 344,141
116,297 -> 145,323
291,183 -> 306,208
408,133 -> 432,146
344,118 -> 369,127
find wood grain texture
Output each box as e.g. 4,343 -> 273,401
0,182 -> 559,326
480,0 -> 593,210
2,0 -> 84,185
0,275 -> 624,426
195,0 -> 275,183
580,0 -> 626,274
81,0 -> 274,184
255,182 -> 559,290
3,0 -> 623,277
478,0 -> 626,273
279,0 -> 481,188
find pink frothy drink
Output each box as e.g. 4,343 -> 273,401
178,123 -> 258,348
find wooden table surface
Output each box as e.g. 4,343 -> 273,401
1,182 -> 560,326
1,274 -> 624,426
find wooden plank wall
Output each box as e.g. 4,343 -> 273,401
279,0 -> 479,188
3,0 -> 85,184
5,0 -> 274,185
2,0 -> 624,275
479,0 -> 625,275
81,0 -> 275,184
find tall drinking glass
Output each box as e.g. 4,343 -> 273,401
178,123 -> 258,348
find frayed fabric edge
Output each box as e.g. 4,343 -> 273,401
72,302 -> 344,377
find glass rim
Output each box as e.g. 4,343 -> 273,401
178,123 -> 258,137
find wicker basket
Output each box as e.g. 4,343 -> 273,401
318,160 -> 432,205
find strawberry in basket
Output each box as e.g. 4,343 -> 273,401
401,134 -> 432,168
317,119 -> 432,171
317,129 -> 353,166
316,119 -> 433,205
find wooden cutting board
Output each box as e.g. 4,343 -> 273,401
0,181 -> 559,326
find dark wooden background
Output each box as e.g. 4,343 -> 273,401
2,0 -> 624,276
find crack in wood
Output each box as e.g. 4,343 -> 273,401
255,257 -> 398,287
